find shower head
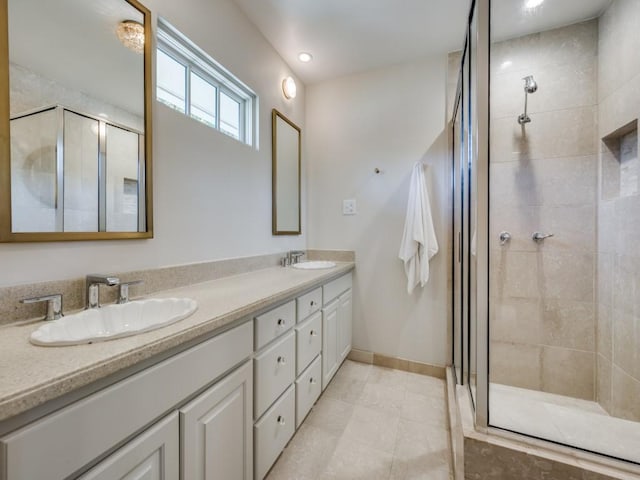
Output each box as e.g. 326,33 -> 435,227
523,75 -> 537,94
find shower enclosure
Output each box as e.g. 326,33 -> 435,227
11,105 -> 145,233
452,0 -> 640,468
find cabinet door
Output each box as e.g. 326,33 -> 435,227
180,361 -> 253,480
337,289 -> 352,363
78,412 -> 179,480
322,299 -> 339,390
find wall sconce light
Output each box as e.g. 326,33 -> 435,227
116,20 -> 145,54
282,76 -> 297,99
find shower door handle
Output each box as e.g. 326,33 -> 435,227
532,232 -> 554,242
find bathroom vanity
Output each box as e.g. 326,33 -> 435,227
0,264 -> 353,480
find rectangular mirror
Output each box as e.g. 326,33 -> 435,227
0,0 -> 153,241
272,109 -> 301,235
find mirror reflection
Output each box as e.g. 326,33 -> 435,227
272,109 -> 301,235
5,0 -> 149,237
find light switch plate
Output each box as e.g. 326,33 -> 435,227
343,199 -> 357,215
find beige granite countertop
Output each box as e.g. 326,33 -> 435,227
0,262 -> 354,423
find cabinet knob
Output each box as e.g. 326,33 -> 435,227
277,415 -> 286,425
310,300 -> 315,307
277,318 -> 285,326
310,377 -> 316,385
310,330 -> 317,336
277,356 -> 286,365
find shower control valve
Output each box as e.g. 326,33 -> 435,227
532,232 -> 554,242
499,231 -> 511,246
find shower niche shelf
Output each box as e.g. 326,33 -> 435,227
601,119 -> 638,200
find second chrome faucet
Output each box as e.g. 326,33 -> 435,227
85,274 -> 120,309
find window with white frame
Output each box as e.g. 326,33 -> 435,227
156,18 -> 257,147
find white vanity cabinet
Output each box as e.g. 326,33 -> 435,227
321,273 -> 353,390
180,361 -> 253,480
78,412 -> 179,480
0,322 -> 253,480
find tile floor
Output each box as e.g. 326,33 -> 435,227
266,360 -> 453,480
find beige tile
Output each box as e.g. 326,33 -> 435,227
537,19 -> 597,68
265,423 -> 339,480
541,347 -> 594,400
490,107 -> 596,163
540,251 -> 594,302
400,391 -> 447,428
540,300 -> 595,351
367,365 -> 409,388
596,354 -> 612,415
612,310 -> 640,381
596,301 -> 612,361
320,436 -> 393,480
323,374 -> 368,404
611,366 -> 640,422
490,298 -> 541,345
490,341 -> 542,390
304,396 -> 354,437
598,0 -> 640,101
405,372 -> 446,399
612,254 -> 640,317
373,353 -> 410,372
390,419 -> 451,480
334,359 -> 373,382
615,197 -> 640,258
405,361 -> 445,379
347,349 -> 373,364
359,382 -> 406,416
342,405 -> 400,454
500,251 -> 541,299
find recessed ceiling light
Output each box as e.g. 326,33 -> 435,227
525,0 -> 544,9
298,52 -> 313,63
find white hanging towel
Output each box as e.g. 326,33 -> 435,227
398,162 -> 439,294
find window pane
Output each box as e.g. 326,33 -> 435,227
220,92 -> 241,140
190,72 -> 216,127
157,49 -> 186,113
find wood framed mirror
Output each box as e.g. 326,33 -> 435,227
0,0 -> 153,242
272,109 -> 301,235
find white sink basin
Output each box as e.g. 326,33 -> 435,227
291,261 -> 336,270
30,298 -> 198,347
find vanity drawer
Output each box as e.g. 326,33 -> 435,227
296,287 -> 322,322
295,355 -> 322,428
295,311 -> 322,376
254,384 -> 295,480
254,331 -> 295,419
322,272 -> 352,305
254,300 -> 295,350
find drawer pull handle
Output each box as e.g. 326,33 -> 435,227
277,356 -> 286,365
277,318 -> 285,326
310,377 -> 317,385
277,415 -> 286,425
310,330 -> 317,336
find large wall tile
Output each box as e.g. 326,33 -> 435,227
611,366 -> 640,422
541,347 -> 594,400
540,251 -> 594,302
490,341 -> 542,390
490,298 -> 541,345
540,299 -> 595,351
612,310 -> 640,381
596,354 -> 612,414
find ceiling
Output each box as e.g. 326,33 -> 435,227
233,0 -> 613,85
9,0 -> 144,117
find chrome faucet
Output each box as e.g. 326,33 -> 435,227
86,274 -> 120,309
20,293 -> 64,321
282,250 -> 305,266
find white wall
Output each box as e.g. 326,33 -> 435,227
306,56 -> 450,367
0,0 -> 306,286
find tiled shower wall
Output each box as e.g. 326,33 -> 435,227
596,0 -> 640,421
489,21 -> 598,400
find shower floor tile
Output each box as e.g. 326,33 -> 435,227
490,383 -> 640,464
